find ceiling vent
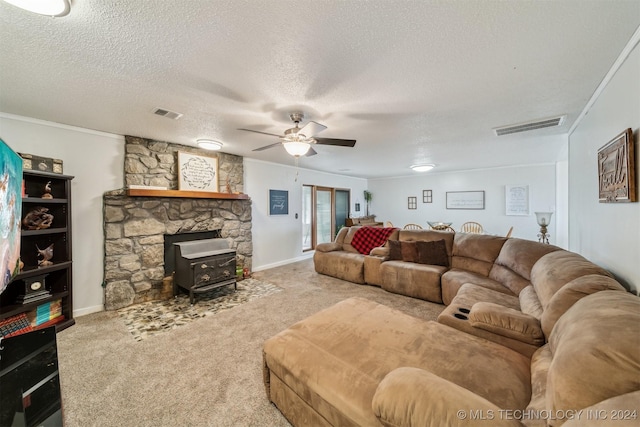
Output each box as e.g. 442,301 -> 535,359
494,115 -> 565,136
153,108 -> 183,120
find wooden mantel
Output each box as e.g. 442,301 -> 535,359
126,188 -> 250,200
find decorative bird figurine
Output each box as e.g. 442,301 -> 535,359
41,181 -> 53,199
37,243 -> 54,266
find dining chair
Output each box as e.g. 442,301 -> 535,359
385,221 -> 394,227
505,226 -> 514,238
403,223 -> 423,230
460,221 -> 484,234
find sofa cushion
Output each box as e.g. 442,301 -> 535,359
540,274 -> 626,338
451,233 -> 507,276
416,240 -> 449,267
313,250 -> 366,284
441,269 -> 515,305
488,238 -> 561,295
399,229 -> 455,264
350,226 -> 397,255
380,261 -> 446,303
546,291 -> 640,424
530,250 -> 613,309
468,302 -> 544,346
519,285 -> 543,320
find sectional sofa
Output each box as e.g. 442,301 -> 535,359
263,226 -> 640,426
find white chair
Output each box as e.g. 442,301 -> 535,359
403,223 -> 423,230
460,222 -> 484,234
505,226 -> 514,238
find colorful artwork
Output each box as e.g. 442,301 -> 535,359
0,139 -> 22,294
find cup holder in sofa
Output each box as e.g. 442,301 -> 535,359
458,307 -> 470,314
454,313 -> 468,320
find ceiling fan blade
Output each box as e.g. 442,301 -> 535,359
299,120 -> 327,137
238,128 -> 283,138
314,137 -> 356,147
305,147 -> 318,156
252,142 -> 283,152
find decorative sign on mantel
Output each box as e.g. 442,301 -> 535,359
178,152 -> 218,192
505,185 -> 530,215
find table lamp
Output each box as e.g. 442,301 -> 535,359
535,212 -> 553,244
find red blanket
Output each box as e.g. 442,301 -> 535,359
350,226 -> 397,255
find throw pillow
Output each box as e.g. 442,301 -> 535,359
416,239 -> 449,267
400,241 -> 420,263
387,240 -> 403,261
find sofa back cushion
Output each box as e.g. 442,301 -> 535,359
489,238 -> 561,295
451,233 -> 507,277
334,226 -> 350,246
530,251 -> 613,309
540,274 -> 626,338
399,230 -> 455,264
546,291 -> 640,423
343,226 -> 363,253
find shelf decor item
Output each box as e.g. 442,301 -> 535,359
18,152 -> 63,174
22,207 -> 54,230
178,151 -> 219,192
0,139 -> 23,295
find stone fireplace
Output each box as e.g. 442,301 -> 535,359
103,136 -> 252,310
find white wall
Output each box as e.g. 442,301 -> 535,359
244,158 -> 367,270
568,38 -> 640,293
0,113 -> 124,316
368,162 -> 563,245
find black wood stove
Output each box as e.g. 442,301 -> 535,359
173,238 -> 236,304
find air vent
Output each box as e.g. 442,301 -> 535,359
494,116 -> 565,136
153,108 -> 183,120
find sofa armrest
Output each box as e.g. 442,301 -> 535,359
469,302 -> 544,346
370,246 -> 389,257
315,242 -> 342,253
372,367 -> 523,427
562,391 -> 640,427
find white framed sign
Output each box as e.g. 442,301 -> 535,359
178,151 -> 219,192
505,185 -> 530,216
446,191 -> 485,210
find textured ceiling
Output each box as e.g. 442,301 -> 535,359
1,0 -> 639,178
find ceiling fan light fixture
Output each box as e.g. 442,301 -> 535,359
283,141 -> 311,157
197,139 -> 223,150
3,0 -> 70,16
411,164 -> 435,172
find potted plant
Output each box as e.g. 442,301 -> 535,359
363,190 -> 373,217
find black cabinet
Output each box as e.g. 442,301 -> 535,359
0,170 -> 74,335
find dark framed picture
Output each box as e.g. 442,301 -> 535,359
355,203 -> 360,212
446,191 -> 485,210
269,189 -> 289,215
598,128 -> 636,203
423,190 -> 432,203
408,196 -> 417,210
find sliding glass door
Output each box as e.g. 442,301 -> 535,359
302,186 -> 350,251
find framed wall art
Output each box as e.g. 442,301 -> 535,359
408,196 -> 417,210
423,190 -> 432,203
505,185 -> 530,215
598,128 -> 636,203
446,191 -> 485,210
0,139 -> 23,295
178,151 -> 219,192
269,189 -> 289,215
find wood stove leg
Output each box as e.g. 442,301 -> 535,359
189,290 -> 195,305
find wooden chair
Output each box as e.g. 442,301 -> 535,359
505,226 -> 514,238
385,221 -> 394,228
460,221 -> 484,234
403,223 -> 423,230
441,225 -> 456,232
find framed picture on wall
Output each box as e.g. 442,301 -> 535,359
598,128 -> 636,203
408,196 -> 417,209
446,191 -> 485,210
269,189 -> 289,215
423,190 -> 432,203
505,185 -> 530,215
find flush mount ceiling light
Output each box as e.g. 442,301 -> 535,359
3,0 -> 71,16
410,164 -> 435,172
197,139 -> 223,151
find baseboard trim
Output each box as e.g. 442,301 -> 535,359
73,304 -> 104,318
253,252 -> 315,272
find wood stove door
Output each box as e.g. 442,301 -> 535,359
192,254 -> 236,289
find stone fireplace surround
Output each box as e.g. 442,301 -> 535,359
103,136 -> 252,310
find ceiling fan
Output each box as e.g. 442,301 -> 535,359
239,112 -> 356,157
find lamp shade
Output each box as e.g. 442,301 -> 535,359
283,141 -> 311,157
534,212 -> 553,226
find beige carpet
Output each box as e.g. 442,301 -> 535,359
56,259 -> 445,427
